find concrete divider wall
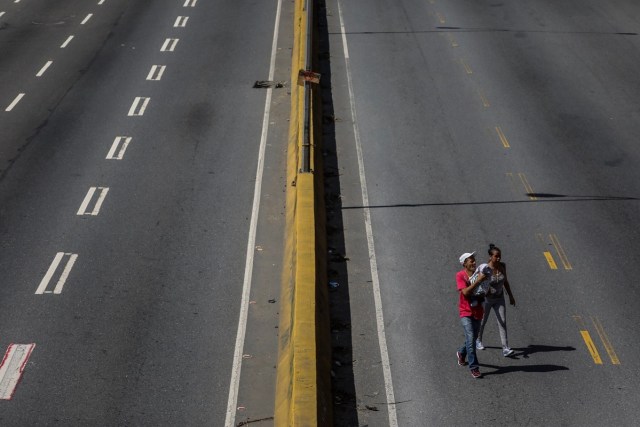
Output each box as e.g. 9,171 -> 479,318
274,0 -> 332,425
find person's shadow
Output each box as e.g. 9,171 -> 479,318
479,344 -> 575,376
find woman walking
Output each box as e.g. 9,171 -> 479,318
476,244 -> 516,357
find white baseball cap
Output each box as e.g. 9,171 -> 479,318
459,252 -> 476,264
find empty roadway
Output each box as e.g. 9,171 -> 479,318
0,0 -> 291,424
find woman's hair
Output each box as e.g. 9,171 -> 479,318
488,243 -> 501,255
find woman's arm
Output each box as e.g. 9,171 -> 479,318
502,262 -> 516,305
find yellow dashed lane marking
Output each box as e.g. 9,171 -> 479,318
478,90 -> 490,107
460,58 -> 472,74
543,251 -> 558,269
518,173 -> 537,200
550,233 -> 572,270
495,126 -> 510,148
592,317 -> 620,365
580,330 -> 603,364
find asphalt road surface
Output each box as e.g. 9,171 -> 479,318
0,0 -> 292,425
322,0 -> 640,425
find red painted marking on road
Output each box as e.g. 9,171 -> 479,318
0,343 -> 36,400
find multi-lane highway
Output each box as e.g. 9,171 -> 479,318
0,0 -> 291,424
323,0 -> 640,425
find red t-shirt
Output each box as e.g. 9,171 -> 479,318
456,269 -> 484,319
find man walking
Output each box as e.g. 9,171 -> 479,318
456,252 -> 485,378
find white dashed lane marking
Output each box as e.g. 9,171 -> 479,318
0,344 -> 36,400
77,187 -> 109,216
106,136 -> 132,159
174,16 -> 189,27
81,13 -> 93,25
36,253 -> 78,295
146,65 -> 166,81
184,0 -> 197,7
160,38 -> 179,52
128,97 -> 150,116
60,35 -> 74,48
5,93 -> 25,112
36,61 -> 53,77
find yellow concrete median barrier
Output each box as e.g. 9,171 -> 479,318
274,0 -> 331,425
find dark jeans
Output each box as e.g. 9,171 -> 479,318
458,316 -> 481,370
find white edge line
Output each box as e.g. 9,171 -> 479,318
53,254 -> 78,294
223,0 -> 281,425
35,253 -> 64,294
338,1 -> 398,426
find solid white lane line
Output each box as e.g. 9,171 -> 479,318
160,38 -> 179,52
53,254 -> 78,294
60,35 -> 74,48
223,0 -> 282,425
106,136 -> 131,159
0,344 -> 36,400
128,97 -> 150,116
77,187 -> 109,215
5,93 -> 25,112
146,65 -> 166,81
183,0 -> 197,7
36,60 -> 53,77
81,13 -> 93,25
174,16 -> 189,27
337,1 -> 398,426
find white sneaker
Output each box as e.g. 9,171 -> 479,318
503,348 -> 514,357
476,340 -> 485,350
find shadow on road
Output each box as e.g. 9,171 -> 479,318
479,344 -> 575,376
341,194 -> 638,210
480,363 -> 570,376
317,0 -> 358,425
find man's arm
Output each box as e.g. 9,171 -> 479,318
458,272 -> 485,297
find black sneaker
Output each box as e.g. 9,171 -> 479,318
470,368 -> 482,379
457,351 -> 466,366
